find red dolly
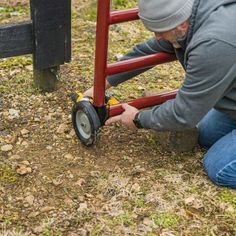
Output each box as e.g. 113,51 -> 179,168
72,0 -> 177,146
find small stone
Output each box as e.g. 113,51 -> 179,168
28,211 -> 40,218
25,65 -> 33,71
25,194 -> 35,205
52,179 -> 63,186
85,193 -> 94,198
64,197 -> 74,207
57,124 -> 69,134
21,141 -> 29,146
10,11 -> 21,17
21,160 -> 30,166
33,225 -> 44,233
16,165 -> 32,175
69,130 -> 75,137
184,196 -> 195,205
67,173 -> 74,179
66,134 -> 73,139
115,53 -> 123,60
9,155 -> 22,161
1,144 -> 13,152
131,183 -> 141,192
77,202 -> 88,212
64,153 -> 74,160
53,135 -> 59,140
75,178 -> 86,186
44,115 -> 52,121
137,86 -> 145,91
46,146 -> 53,150
40,206 -> 55,213
143,217 -> 153,226
5,134 -> 17,144
8,109 -> 20,119
20,129 -> 30,136
77,196 -> 85,202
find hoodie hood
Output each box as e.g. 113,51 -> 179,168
187,0 -> 236,44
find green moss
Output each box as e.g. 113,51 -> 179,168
91,224 -> 103,236
114,212 -> 134,227
0,164 -> 17,184
133,197 -> 146,208
219,190 -> 236,209
0,56 -> 32,69
0,85 -> 5,93
0,5 -> 26,14
152,212 -> 179,228
112,0 -> 137,9
41,223 -> 63,236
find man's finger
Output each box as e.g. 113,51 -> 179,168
122,103 -> 132,110
105,115 -> 122,125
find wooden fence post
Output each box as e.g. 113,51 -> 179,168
30,0 -> 71,91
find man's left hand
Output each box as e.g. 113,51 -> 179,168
105,103 -> 139,130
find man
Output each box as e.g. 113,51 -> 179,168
84,0 -> 236,189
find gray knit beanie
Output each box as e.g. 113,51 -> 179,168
138,0 -> 194,32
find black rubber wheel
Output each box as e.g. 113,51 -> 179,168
72,101 -> 101,146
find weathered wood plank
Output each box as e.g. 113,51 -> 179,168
0,22 -> 33,58
30,0 -> 71,70
65,0 -> 72,63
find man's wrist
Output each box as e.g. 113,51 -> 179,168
133,112 -> 143,129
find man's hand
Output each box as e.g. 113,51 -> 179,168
83,81 -> 112,98
105,103 -> 139,130
83,86 -> 94,98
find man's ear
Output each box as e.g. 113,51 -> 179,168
176,20 -> 189,32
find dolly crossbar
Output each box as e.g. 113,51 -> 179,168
93,0 -> 177,113
71,0 -> 178,146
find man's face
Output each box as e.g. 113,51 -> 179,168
154,27 -> 187,49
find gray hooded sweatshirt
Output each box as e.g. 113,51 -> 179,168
137,0 -> 236,131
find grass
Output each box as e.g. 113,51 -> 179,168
219,190 -> 236,209
0,164 -> 17,184
0,56 -> 32,69
0,5 -> 26,15
152,212 -> 179,228
91,224 -> 103,236
0,4 -> 29,22
1,1 -> 236,235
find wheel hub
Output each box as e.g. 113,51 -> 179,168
76,111 -> 91,139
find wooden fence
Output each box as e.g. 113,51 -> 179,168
0,0 -> 71,91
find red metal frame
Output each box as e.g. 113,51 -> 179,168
93,0 -> 177,116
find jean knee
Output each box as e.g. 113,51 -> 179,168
198,121 -> 211,149
203,154 -> 218,183
204,156 -> 236,189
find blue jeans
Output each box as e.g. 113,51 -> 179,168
198,109 -> 236,189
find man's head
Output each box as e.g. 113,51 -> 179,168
138,0 -> 194,48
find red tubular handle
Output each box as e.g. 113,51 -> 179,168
109,90 -> 178,117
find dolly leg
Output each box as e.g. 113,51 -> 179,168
93,0 -> 111,107
72,1 -> 178,146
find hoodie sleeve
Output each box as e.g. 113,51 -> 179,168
139,39 -> 236,131
107,37 -> 174,87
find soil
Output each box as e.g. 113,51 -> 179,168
0,1 -> 236,235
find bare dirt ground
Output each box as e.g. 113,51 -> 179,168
0,0 -> 236,235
